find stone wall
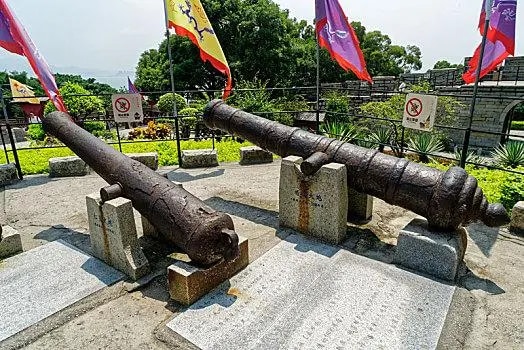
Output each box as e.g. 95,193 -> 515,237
439,85 -> 524,149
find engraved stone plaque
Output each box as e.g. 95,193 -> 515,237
167,234 -> 455,350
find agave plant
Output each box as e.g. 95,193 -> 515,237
408,133 -> 444,163
454,150 -> 484,167
320,121 -> 360,143
367,127 -> 392,152
492,141 -> 524,168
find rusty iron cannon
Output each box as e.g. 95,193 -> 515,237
43,111 -> 239,266
204,100 -> 510,231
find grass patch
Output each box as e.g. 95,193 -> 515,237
1,139 -> 253,175
511,121 -> 524,130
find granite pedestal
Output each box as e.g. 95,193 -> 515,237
86,194 -> 149,280
394,218 -> 467,281
168,236 -> 249,306
181,149 -> 219,168
239,146 -> 273,165
0,163 -> 17,186
279,156 -> 348,244
510,201 -> 524,236
347,187 -> 373,224
126,152 -> 158,170
0,225 -> 23,258
49,156 -> 90,177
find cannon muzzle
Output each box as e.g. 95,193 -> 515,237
204,100 -> 510,231
43,111 -> 239,266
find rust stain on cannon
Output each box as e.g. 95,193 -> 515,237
204,100 -> 510,231
43,111 -> 239,266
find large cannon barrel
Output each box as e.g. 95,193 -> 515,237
204,100 -> 510,231
43,112 -> 239,266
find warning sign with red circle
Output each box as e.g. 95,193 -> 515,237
111,93 -> 143,123
402,93 -> 438,132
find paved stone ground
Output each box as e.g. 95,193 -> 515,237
0,160 -> 523,349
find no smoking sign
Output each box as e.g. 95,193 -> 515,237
111,93 -> 143,123
402,93 -> 438,132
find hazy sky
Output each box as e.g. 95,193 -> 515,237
1,0 -> 523,86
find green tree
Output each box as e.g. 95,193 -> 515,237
157,93 -> 188,115
44,82 -> 105,119
135,0 -> 424,91
433,60 -> 464,70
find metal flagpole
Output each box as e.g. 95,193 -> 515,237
460,0 -> 493,168
163,1 -> 183,166
315,30 -> 321,134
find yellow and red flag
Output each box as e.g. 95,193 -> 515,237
9,78 -> 40,104
164,0 -> 232,98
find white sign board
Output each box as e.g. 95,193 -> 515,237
402,93 -> 438,132
111,94 -> 143,123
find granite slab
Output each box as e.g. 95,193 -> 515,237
167,234 -> 455,350
0,240 -> 125,342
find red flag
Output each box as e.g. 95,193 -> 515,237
463,1 -> 517,84
0,0 -> 67,112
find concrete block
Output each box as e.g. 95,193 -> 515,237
12,127 -> 26,142
239,146 -> 273,165
0,163 -> 18,185
86,194 -> 149,280
49,156 -> 89,177
279,156 -> 348,244
394,218 -> 466,281
0,226 -> 23,258
181,149 -> 219,168
125,152 -> 158,170
347,187 -> 373,224
141,215 -> 158,239
510,201 -> 524,236
168,235 -> 249,306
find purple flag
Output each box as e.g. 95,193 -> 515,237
0,0 -> 67,112
315,0 -> 371,82
464,0 -> 517,84
128,77 -> 140,94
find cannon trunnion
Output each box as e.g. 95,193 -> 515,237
203,100 -> 509,231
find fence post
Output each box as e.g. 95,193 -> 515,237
0,124 -> 10,163
115,122 -> 123,153
400,126 -> 405,157
6,124 -> 23,180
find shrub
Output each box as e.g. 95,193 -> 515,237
324,91 -> 350,123
128,121 -> 172,140
453,150 -> 484,167
500,173 -> 524,211
44,82 -> 105,119
157,93 -> 187,115
179,107 -> 199,118
492,141 -> 524,168
408,133 -> 444,163
272,97 -> 310,127
82,121 -> 106,134
26,124 -> 46,141
228,79 -> 276,118
93,130 -> 117,140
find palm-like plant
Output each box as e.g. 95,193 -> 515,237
320,121 -> 360,143
408,133 -> 444,163
367,127 -> 392,152
454,150 -> 484,167
492,141 -> 524,168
